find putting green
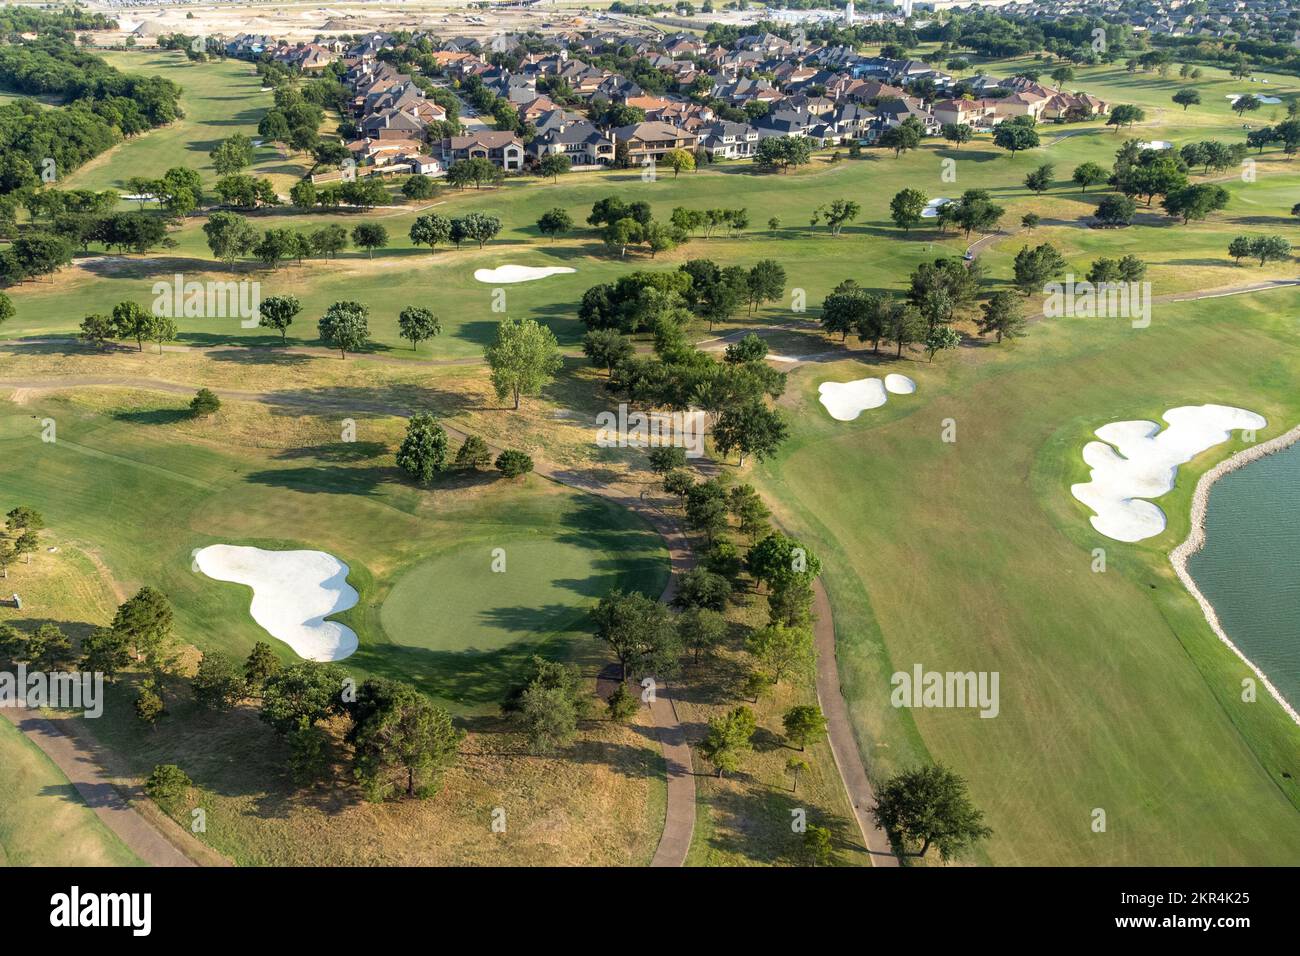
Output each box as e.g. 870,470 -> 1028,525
381,535 -> 658,654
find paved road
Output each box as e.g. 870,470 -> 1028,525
0,705 -> 196,867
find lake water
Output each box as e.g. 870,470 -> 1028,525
1187,442 -> 1300,711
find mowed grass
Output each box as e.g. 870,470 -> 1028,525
6,49 -> 1297,358
751,286 -> 1300,865
0,389 -> 668,714
57,50 -> 309,198
0,717 -> 141,867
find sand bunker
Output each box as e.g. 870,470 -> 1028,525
473,265 -> 576,284
193,545 -> 359,661
819,375 -> 917,421
1137,141 -> 1173,151
1227,94 -> 1282,105
1070,404 -> 1266,542
921,197 -> 953,219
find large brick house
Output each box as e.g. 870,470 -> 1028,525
440,131 -> 525,171
611,121 -> 698,165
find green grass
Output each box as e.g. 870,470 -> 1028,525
751,287 -> 1300,865
0,716 -> 142,866
0,390 -> 668,715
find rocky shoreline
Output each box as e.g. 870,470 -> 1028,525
1169,423 -> 1300,726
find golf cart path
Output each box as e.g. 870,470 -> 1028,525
0,704 -> 197,867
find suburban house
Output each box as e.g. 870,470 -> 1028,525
698,120 -> 760,159
441,131 -> 525,171
611,121 -> 699,164
529,120 -> 616,167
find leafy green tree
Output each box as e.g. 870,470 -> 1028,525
1071,161 -> 1109,193
1012,243 -> 1068,294
582,328 -> 633,375
662,148 -> 695,177
495,449 -> 533,478
783,704 -> 828,751
30,623 -> 73,670
872,764 -> 993,860
923,324 -> 962,362
1023,162 -> 1054,194
397,306 -> 441,350
408,213 -> 451,253
260,661 -> 346,735
454,434 -> 493,470
699,705 -> 755,777
537,153 -> 572,183
350,222 -> 388,258
402,173 -> 437,200
941,123 -> 973,148
890,188 -> 928,233
537,207 -> 573,241
210,134 -> 254,175
459,212 -> 502,249
0,291 -> 13,331
310,223 -> 349,259
144,764 -> 191,807
672,567 -> 732,612
1161,184 -> 1229,224
135,679 -> 166,727
1106,104 -> 1145,131
396,413 -> 449,483
257,294 -> 299,343
1094,193 -> 1137,227
1250,234 -> 1292,266
977,290 -> 1026,343
713,400 -> 788,466
346,678 -> 462,800
802,824 -> 835,866
993,122 -> 1039,155
1172,88 -> 1201,111
318,300 -> 370,358
879,117 -> 924,158
111,586 -> 173,667
606,681 -> 639,722
79,627 -> 130,679
203,210 -> 258,268
191,652 -> 247,710
189,387 -> 221,417
244,641 -> 280,693
590,589 -> 680,681
746,624 -> 814,685
485,317 -> 562,410
679,607 -> 726,664
786,756 -> 810,793
746,259 -> 786,313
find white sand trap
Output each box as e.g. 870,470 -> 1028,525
1136,141 -> 1173,151
473,265 -> 576,284
1070,404 -> 1266,542
920,197 -> 953,219
819,375 -> 918,421
1227,94 -> 1281,105
193,545 -> 359,661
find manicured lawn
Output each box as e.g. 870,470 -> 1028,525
0,716 -> 141,867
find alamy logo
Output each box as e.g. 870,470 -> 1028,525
49,886 -> 151,936
890,664 -> 1000,718
151,274 -> 262,328
595,404 -> 705,458
0,664 -> 103,718
1043,274 -> 1151,329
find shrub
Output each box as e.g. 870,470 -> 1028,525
495,449 -> 534,479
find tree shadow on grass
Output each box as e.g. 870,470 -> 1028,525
274,440 -> 389,463
242,463 -> 401,497
704,785 -> 862,865
112,407 -> 192,426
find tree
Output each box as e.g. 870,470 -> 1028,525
699,706 -> 755,777
713,400 -> 788,467
397,306 -> 441,350
30,623 -> 74,670
6,506 -> 44,535
347,678 -> 462,800
923,324 -> 961,362
679,607 -> 726,664
537,152 -> 572,183
1161,184 -> 1229,224
606,682 -> 639,722
135,679 -> 165,727
590,589 -> 679,681
203,211 -> 257,268
672,567 -> 732,612
290,179 -> 317,208
111,586 -> 173,666
495,449 -> 533,479
802,825 -> 834,866
244,641 -> 280,692
1232,93 -> 1260,117
79,312 -> 116,349
872,764 -> 993,861
189,387 -> 221,417
1250,234 -> 1292,266
941,123 -> 973,148
662,148 -> 695,177
351,222 -> 388,258
310,223 -> 349,259
783,704 -> 827,751
210,134 -> 254,175
1094,193 -> 1136,227
318,300 -> 370,358
684,479 -> 729,543
746,623 -> 813,685
582,328 -> 633,375
191,652 -> 247,711
144,764 -> 191,807
1172,88 -> 1201,111
0,292 -> 12,332
459,212 -> 502,249
993,123 -> 1039,155
409,213 -> 452,253
147,314 -> 177,354
79,627 -> 130,679
786,756 -> 810,793
1023,163 -> 1054,194
260,661 -> 346,735
485,317 -> 563,410
890,188 -> 928,233
537,207 -> 573,242
258,294 -> 300,343
745,259 -> 786,313
879,117 -> 924,158
1106,104 -> 1145,131
1012,243 -> 1067,295
454,434 -> 493,470
977,290 -> 1026,343
648,446 -> 688,476
1071,161 -> 1109,193
755,136 -> 812,172
396,413 -> 449,483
